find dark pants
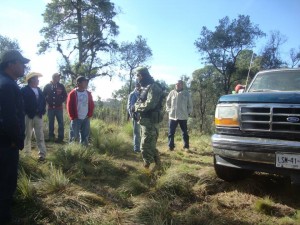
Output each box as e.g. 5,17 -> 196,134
168,119 -> 189,149
48,109 -> 64,141
0,146 -> 19,223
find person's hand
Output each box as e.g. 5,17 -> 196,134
131,105 -> 135,112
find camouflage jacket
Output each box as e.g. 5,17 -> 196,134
134,82 -> 163,117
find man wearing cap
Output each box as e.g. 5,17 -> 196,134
0,50 -> 29,223
43,73 -> 67,143
21,72 -> 47,161
127,82 -> 141,153
166,80 -> 193,151
66,76 -> 94,145
133,67 -> 164,169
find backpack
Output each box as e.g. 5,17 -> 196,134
153,82 -> 167,123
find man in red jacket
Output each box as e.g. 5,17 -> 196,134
66,76 -> 94,145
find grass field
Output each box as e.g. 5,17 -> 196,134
12,120 -> 300,224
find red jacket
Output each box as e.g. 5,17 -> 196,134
66,89 -> 94,120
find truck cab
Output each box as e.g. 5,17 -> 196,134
212,68 -> 300,184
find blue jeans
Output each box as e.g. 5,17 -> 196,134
69,118 -> 90,145
48,109 -> 64,140
132,119 -> 141,152
0,146 -> 19,223
168,119 -> 189,149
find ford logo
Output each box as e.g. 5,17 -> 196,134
287,117 -> 300,123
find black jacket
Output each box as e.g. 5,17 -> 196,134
21,85 -> 46,119
0,72 -> 25,150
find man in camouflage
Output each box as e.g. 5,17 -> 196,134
133,67 -> 164,169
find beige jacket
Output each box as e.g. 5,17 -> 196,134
166,89 -> 193,120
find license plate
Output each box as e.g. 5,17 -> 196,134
276,153 -> 300,169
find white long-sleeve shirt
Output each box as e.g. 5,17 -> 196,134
166,89 -> 193,120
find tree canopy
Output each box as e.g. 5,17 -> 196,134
194,15 -> 265,94
118,35 -> 152,95
260,30 -> 287,70
38,0 -> 119,83
0,35 -> 20,53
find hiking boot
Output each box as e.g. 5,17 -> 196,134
154,155 -> 161,166
143,162 -> 150,169
55,139 -> 64,144
38,156 -> 46,162
169,147 -> 174,151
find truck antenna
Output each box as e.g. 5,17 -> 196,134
245,51 -> 254,90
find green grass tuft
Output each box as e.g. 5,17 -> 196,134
136,198 -> 172,225
41,165 -> 69,193
17,168 -> 36,201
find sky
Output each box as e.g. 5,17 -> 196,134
0,0 -> 299,100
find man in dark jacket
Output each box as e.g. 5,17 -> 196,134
21,72 -> 47,161
0,50 -> 29,224
43,73 -> 67,143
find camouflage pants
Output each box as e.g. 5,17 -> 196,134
139,117 -> 159,165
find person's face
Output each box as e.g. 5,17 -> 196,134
29,76 -> 40,88
77,80 -> 88,90
176,81 -> 183,91
9,60 -> 26,79
136,73 -> 142,82
52,75 -> 60,83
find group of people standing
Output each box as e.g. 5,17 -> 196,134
0,50 -> 95,223
0,49 -> 193,223
21,68 -> 95,162
127,67 -> 193,169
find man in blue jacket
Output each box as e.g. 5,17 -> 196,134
21,72 -> 47,161
127,82 -> 141,153
0,50 -> 29,224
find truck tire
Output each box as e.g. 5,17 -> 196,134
214,155 -> 253,182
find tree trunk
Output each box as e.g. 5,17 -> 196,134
76,0 -> 83,75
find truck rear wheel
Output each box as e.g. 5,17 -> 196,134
214,155 -> 253,182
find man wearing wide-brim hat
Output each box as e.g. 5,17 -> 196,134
0,49 -> 29,223
21,72 -> 47,161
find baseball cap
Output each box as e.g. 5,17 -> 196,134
52,73 -> 61,78
26,72 -> 43,81
76,76 -> 89,83
0,50 -> 30,65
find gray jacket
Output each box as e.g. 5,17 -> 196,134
166,89 -> 193,120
